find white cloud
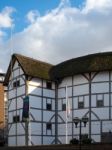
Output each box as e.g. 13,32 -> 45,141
26,10 -> 40,23
0,6 -> 15,28
1,0 -> 112,72
84,0 -> 112,13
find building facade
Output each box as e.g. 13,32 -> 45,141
4,52 -> 112,146
0,73 -> 7,143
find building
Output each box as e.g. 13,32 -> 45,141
0,73 -> 7,144
4,52 -> 112,146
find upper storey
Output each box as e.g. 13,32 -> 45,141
50,52 -> 112,80
4,54 -> 53,85
4,52 -> 112,85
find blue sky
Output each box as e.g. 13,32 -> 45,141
0,0 -> 112,72
0,0 -> 85,33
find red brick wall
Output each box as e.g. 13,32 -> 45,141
0,83 -> 4,129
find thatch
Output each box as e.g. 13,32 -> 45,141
4,54 -> 53,85
4,52 -> 112,85
50,52 -> 112,80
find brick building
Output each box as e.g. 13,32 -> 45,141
0,73 -> 7,143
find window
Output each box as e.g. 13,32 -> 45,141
97,100 -> 103,107
96,94 -> 104,107
78,101 -> 84,109
46,103 -> 52,110
46,81 -> 52,89
13,115 -> 20,123
13,80 -> 20,88
62,104 -> 66,111
46,123 -> 52,130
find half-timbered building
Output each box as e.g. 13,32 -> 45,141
4,52 -> 112,146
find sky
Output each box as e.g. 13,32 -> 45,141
0,0 -> 112,73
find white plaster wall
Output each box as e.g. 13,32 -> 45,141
28,85 -> 42,95
17,86 -> 25,96
43,111 -> 54,122
91,122 -> 100,134
17,136 -> 25,146
92,72 -> 109,82
8,124 -> 16,135
17,123 -> 25,135
31,136 -> 41,145
31,122 -> 41,135
43,137 -> 54,145
30,109 -> 41,121
73,74 -> 88,85
92,108 -> 109,120
30,96 -> 41,109
9,99 -> 16,111
13,61 -> 19,69
43,89 -> 55,98
91,83 -> 109,93
8,137 -> 16,146
73,84 -> 89,96
102,121 -> 112,132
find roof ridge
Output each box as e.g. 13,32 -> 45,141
13,53 -> 53,66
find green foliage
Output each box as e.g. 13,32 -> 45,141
70,138 -> 79,145
82,138 -> 92,144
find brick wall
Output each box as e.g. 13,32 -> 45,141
0,83 -> 4,129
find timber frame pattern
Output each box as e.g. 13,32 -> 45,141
4,52 -> 112,146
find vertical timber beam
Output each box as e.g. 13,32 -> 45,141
72,76 -> 74,139
89,73 -> 92,139
41,79 -> 43,145
55,81 -> 58,144
25,77 -> 29,146
109,71 -> 111,120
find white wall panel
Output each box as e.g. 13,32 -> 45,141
13,69 -> 19,78
31,109 -> 41,121
9,124 -> 16,135
84,96 -> 89,107
9,89 -> 16,99
17,86 -> 25,96
9,99 -> 16,111
17,136 -> 25,146
92,83 -> 109,93
102,121 -> 112,132
13,61 -> 18,69
20,68 -> 24,75
31,136 -> 41,145
73,84 -> 89,96
29,78 -> 42,87
73,109 -> 88,118
43,89 -> 55,98
17,97 -> 23,109
43,111 -> 54,121
91,122 -> 100,134
31,123 -> 41,135
8,137 -> 16,146
43,137 -> 54,145
104,94 -> 109,106
73,75 -> 88,85
92,108 -> 109,120
28,86 -> 42,95
92,72 -> 109,82
30,96 -> 41,109
58,88 -> 65,98
91,95 -> 96,107
17,123 -> 25,134
73,97 -> 78,109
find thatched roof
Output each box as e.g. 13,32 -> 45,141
4,52 -> 112,85
4,54 -> 53,85
50,52 -> 112,80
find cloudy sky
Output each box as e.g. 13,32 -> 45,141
0,0 -> 112,73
